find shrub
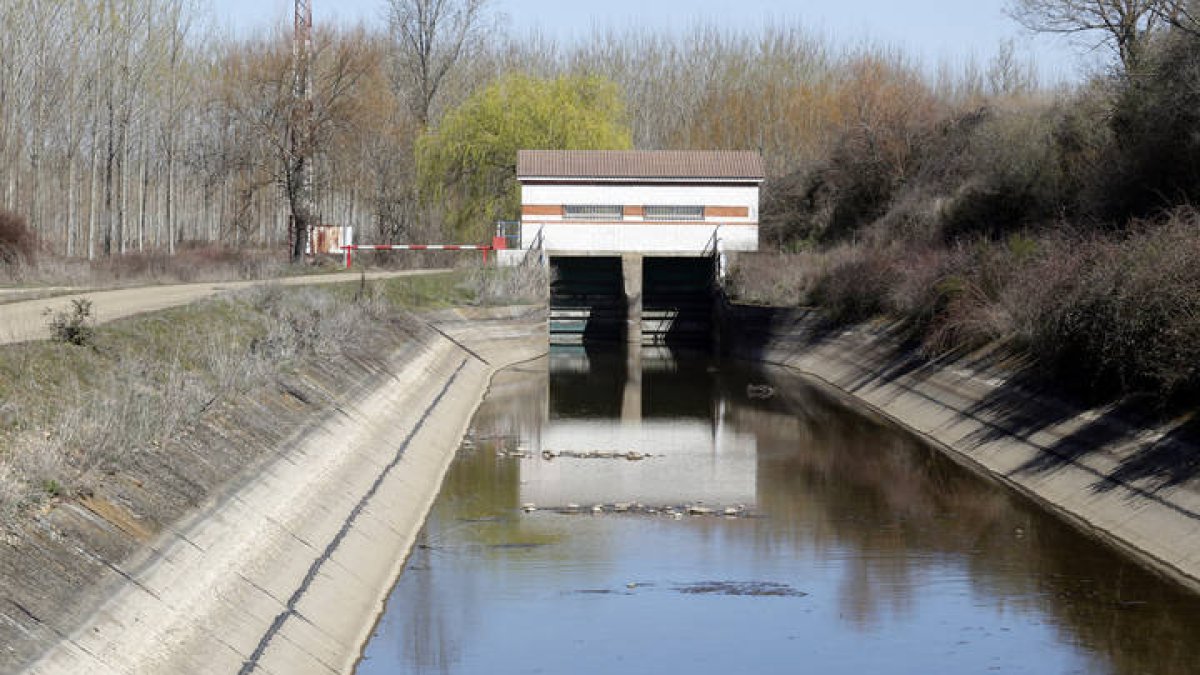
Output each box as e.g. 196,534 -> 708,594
885,243 -> 964,334
1103,28 -> 1200,220
90,245 -> 287,284
759,170 -> 822,248
919,240 -> 1026,354
725,252 -> 825,307
937,108 -> 1064,241
0,210 -> 36,267
809,246 -> 900,325
0,465 -> 27,523
46,299 -> 97,347
1030,212 -> 1200,400
463,260 -> 548,306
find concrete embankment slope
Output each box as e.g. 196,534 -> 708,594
21,306 -> 545,675
725,305 -> 1200,592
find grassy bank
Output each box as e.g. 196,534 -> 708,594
0,266 -> 544,527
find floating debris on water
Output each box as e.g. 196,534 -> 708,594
674,581 -> 807,598
537,449 -> 656,461
746,384 -> 775,400
490,542 -> 550,550
524,502 -> 761,519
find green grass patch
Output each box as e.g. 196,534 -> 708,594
325,271 -> 474,309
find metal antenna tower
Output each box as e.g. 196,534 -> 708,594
289,0 -> 315,261
294,0 -> 312,82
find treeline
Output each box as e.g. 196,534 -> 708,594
0,0 -> 1037,261
0,0 -> 392,259
736,3 -> 1200,404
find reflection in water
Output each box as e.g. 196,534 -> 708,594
359,347 -> 1200,675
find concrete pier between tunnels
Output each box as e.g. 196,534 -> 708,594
549,254 -> 716,346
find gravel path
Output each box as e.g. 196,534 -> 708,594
0,269 -> 450,345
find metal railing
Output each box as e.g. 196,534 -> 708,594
523,226 -> 546,267
703,225 -> 724,283
342,243 -> 493,268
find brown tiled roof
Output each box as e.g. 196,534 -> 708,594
517,150 -> 765,181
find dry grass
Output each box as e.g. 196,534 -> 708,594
461,259 -> 548,305
3,246 -> 291,288
724,252 -> 826,307
0,271 -> 472,526
0,244 -> 425,290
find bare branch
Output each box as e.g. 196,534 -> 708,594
387,0 -> 492,126
1007,0 -> 1175,69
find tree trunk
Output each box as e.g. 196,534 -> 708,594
166,149 -> 175,254
138,135 -> 148,252
103,93 -> 115,257
88,131 -> 99,261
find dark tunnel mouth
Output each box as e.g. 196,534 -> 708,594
548,256 -> 716,347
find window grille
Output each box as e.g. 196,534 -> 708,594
643,205 -> 704,221
563,205 -> 623,220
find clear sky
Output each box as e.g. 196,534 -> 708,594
210,0 -> 1095,83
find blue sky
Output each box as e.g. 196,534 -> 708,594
210,0 -> 1094,83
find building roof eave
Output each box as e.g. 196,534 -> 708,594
519,176 -> 765,185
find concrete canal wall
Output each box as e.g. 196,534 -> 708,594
724,304 -> 1200,593
16,296 -> 1200,674
19,307 -> 546,675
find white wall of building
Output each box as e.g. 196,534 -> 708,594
522,223 -> 757,255
520,181 -> 760,257
522,183 -> 759,221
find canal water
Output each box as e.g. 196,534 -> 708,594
357,347 -> 1200,675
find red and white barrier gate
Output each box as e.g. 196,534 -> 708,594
343,243 -> 496,268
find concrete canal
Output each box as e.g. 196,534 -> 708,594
355,345 -> 1200,674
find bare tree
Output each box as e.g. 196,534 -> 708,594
987,40 -> 1038,96
1007,0 -> 1181,70
1154,0 -> 1200,36
387,0 -> 491,126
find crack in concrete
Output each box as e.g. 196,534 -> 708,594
238,358 -> 469,675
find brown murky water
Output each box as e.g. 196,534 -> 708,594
357,347 -> 1200,675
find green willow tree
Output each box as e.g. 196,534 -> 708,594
416,73 -> 632,241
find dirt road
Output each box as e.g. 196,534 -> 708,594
0,269 -> 451,345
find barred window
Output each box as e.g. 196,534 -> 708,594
563,205 -> 623,220
643,205 -> 704,221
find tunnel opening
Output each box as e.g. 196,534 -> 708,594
642,257 -> 716,347
549,255 -> 715,346
549,257 -> 625,345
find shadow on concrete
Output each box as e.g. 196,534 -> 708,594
964,377 -> 1200,496
722,301 -> 1200,499
1098,415 -> 1200,493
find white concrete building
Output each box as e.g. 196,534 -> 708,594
515,149 -> 764,258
